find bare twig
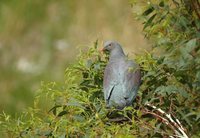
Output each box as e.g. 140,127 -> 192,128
134,115 -> 180,137
144,103 -> 188,138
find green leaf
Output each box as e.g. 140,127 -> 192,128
185,38 -> 197,52
155,85 -> 188,98
57,110 -> 68,117
48,105 -> 62,115
179,16 -> 189,29
196,71 -> 200,82
142,6 -> 154,16
143,14 -> 157,29
159,1 -> 164,7
179,38 -> 197,60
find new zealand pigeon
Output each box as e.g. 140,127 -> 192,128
102,41 -> 141,109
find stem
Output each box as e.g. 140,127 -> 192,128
144,103 -> 188,138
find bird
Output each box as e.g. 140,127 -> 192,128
102,41 -> 141,109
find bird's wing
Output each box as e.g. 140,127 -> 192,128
103,62 -> 119,103
122,60 -> 141,99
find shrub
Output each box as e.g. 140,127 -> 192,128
1,0 -> 200,137
131,0 -> 200,137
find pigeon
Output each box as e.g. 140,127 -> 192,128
102,41 -> 141,109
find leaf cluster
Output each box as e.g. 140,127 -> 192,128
132,0 -> 200,137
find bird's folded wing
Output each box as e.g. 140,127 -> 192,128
122,61 -> 141,98
103,64 -> 118,101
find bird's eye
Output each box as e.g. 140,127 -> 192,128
108,44 -> 112,47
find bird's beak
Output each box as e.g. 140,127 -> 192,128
99,47 -> 105,53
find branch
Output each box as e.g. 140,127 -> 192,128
144,103 -> 188,138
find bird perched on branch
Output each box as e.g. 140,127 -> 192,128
101,41 -> 141,109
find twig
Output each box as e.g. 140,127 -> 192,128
142,108 -> 170,125
145,103 -> 188,138
134,115 -> 180,137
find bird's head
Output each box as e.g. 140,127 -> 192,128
100,40 -> 125,59
101,41 -> 121,53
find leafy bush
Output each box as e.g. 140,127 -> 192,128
131,0 -> 200,137
0,42 -> 141,137
1,0 -> 200,137
0,41 -> 196,137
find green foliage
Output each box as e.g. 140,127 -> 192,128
131,0 -> 200,137
0,43 -> 159,137
1,0 -> 200,137
0,39 -> 197,137
0,42 -> 147,137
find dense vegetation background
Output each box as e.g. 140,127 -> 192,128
0,0 -> 148,115
1,0 -> 200,137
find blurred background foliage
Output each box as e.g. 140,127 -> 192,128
0,0 -> 148,115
